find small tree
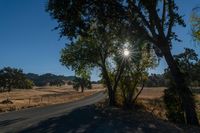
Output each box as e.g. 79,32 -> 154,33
72,70 -> 91,92
119,43 -> 157,108
49,79 -> 65,86
0,67 -> 33,92
73,68 -> 92,92
164,84 -> 185,124
73,77 -> 91,92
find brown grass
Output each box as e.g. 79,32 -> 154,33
138,87 -> 166,99
0,84 -> 104,112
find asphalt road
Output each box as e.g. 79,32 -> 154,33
0,91 -> 105,133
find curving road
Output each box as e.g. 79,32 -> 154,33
0,91 -> 105,133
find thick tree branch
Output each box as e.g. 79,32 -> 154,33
133,80 -> 145,103
161,0 -> 166,29
166,0 -> 174,41
148,2 -> 166,39
98,44 -> 113,91
128,0 -> 157,38
113,59 -> 125,92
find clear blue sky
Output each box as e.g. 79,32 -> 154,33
0,0 -> 199,81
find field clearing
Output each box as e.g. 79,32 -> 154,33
0,84 -> 104,112
138,87 -> 166,99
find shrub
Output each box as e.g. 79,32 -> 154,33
163,84 -> 185,124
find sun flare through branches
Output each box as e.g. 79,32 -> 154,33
123,48 -> 130,57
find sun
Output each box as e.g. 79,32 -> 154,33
123,48 -> 130,57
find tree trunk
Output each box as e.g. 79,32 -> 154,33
102,66 -> 116,106
133,82 -> 144,104
81,85 -> 84,93
108,89 -> 116,106
161,45 -> 199,125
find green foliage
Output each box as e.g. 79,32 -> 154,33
119,43 -> 157,108
174,48 -> 200,86
119,73 -> 139,108
0,67 -> 34,92
19,79 -> 34,89
47,0 -> 125,40
191,6 -> 200,42
72,68 -> 92,92
163,85 -> 185,124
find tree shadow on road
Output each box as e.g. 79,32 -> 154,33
19,105 -> 183,133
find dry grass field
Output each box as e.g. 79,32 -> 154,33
137,87 -> 167,119
138,87 -> 166,99
0,84 -> 104,112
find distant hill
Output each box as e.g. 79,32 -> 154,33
25,73 -> 76,86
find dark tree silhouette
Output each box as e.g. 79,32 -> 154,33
125,0 -> 199,125
174,48 -> 199,86
164,48 -> 200,124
